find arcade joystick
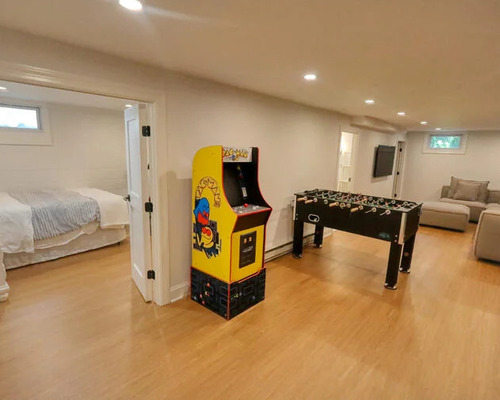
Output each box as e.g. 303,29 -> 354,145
244,203 -> 248,208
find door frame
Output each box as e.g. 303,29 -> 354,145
392,140 -> 406,199
0,61 -> 171,306
336,130 -> 359,192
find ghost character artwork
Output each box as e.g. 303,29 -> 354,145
193,178 -> 221,258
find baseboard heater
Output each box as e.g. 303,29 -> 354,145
264,231 -> 332,262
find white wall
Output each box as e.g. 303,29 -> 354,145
165,75 -> 345,287
0,103 -> 127,195
402,131 -> 500,202
351,129 -> 406,198
0,27 -> 399,301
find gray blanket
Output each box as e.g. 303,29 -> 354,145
9,190 -> 100,241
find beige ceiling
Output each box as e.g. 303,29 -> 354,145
0,0 -> 499,131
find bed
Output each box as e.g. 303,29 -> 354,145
0,188 -> 129,302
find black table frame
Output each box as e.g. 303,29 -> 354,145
292,194 -> 421,289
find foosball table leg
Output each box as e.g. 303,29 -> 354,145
292,220 -> 304,258
399,235 -> 416,273
384,242 -> 403,290
314,225 -> 324,248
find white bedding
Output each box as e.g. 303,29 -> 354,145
0,188 -> 129,255
74,188 -> 129,228
0,193 -> 34,253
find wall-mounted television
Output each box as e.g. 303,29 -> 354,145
373,145 -> 396,177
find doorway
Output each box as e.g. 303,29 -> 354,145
337,131 -> 358,192
392,141 -> 406,198
0,80 -> 155,303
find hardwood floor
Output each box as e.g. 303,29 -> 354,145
1,225 -> 500,400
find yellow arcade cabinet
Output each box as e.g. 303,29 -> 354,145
191,145 -> 272,319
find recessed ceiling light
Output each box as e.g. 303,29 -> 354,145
119,0 -> 143,12
303,73 -> 317,81
435,128 -> 442,131
365,99 -> 375,105
0,86 -> 7,91
420,121 -> 427,125
397,112 -> 406,116
125,104 -> 133,108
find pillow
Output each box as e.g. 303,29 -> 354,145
453,181 -> 481,201
448,176 -> 490,203
488,190 -> 500,204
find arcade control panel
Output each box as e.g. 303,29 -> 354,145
232,204 -> 270,215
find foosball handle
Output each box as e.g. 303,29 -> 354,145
297,197 -> 307,202
329,202 -> 339,208
305,199 -> 314,204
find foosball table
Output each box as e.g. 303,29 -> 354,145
293,189 -> 422,289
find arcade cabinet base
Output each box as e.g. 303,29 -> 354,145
191,267 -> 266,320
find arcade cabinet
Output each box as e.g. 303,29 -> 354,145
191,146 -> 272,319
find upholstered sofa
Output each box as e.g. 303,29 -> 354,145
439,178 -> 500,222
474,205 -> 500,263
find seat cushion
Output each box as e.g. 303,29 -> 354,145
439,198 -> 486,222
420,201 -> 469,231
423,201 -> 470,214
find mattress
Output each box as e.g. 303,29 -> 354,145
0,188 -> 129,254
3,224 -> 127,270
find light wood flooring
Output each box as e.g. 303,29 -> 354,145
1,225 -> 500,400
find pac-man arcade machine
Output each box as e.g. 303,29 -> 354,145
191,145 -> 272,319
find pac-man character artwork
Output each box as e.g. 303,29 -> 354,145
193,177 -> 221,258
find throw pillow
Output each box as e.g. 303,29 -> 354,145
453,181 -> 481,201
488,190 -> 500,204
448,176 -> 490,203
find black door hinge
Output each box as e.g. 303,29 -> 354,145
145,201 -> 153,213
142,125 -> 151,137
147,270 -> 155,280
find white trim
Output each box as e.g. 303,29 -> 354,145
265,234 -> 316,262
422,132 -> 468,154
170,282 -> 190,303
336,130 -> 359,192
392,141 -> 406,199
0,282 -> 9,303
0,60 -> 171,306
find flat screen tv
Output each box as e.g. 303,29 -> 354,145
373,145 -> 396,177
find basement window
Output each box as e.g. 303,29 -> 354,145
423,132 -> 467,154
0,104 -> 41,130
0,101 -> 51,145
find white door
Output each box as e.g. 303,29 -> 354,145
337,132 -> 357,192
125,104 -> 153,301
392,141 -> 406,198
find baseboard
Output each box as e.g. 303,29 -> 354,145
264,234 -> 314,262
0,282 -> 10,303
264,231 -> 332,262
170,282 -> 189,303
